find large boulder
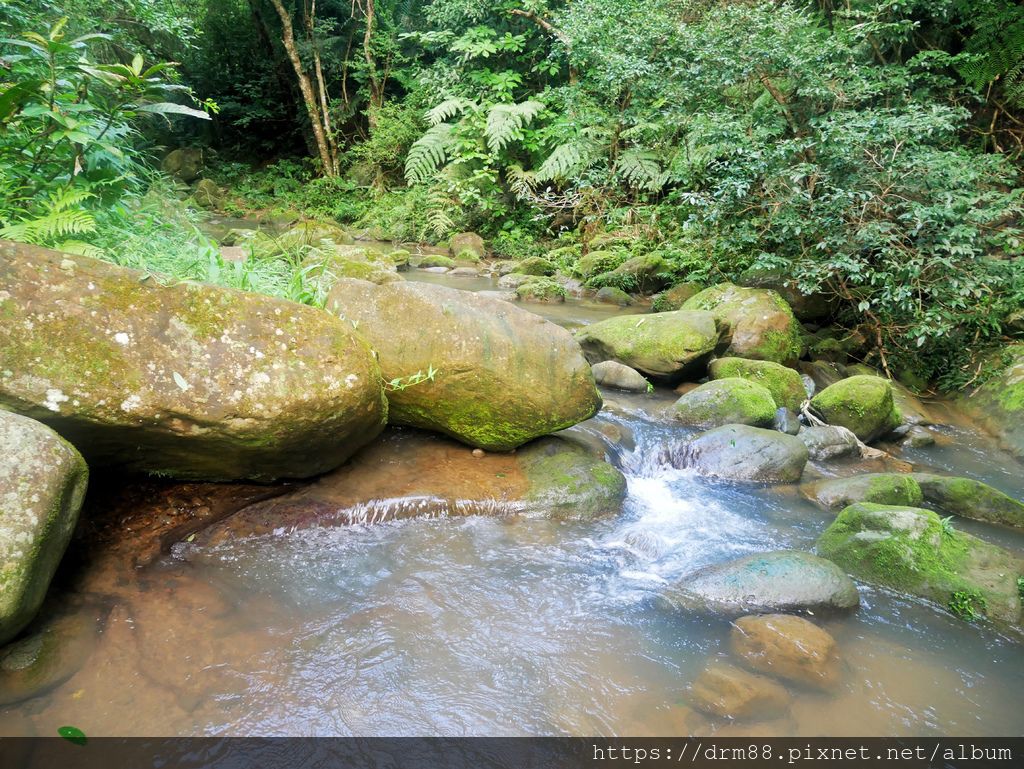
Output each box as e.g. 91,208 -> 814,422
912,473 -> 1024,529
673,379 -> 776,429
192,429 -> 627,545
277,220 -> 354,250
326,280 -> 600,451
817,503 -> 1023,625
682,284 -> 802,364
0,412 -> 89,645
958,346 -> 1024,458
809,375 -> 901,442
591,361 -> 649,392
161,148 -> 203,182
192,178 -> 224,209
0,241 -> 388,481
663,550 -> 860,616
671,424 -> 809,483
574,311 -> 719,384
708,357 -> 806,413
652,282 -> 702,313
798,425 -> 861,461
588,254 -> 669,293
736,267 -> 832,322
802,473 -> 923,512
449,232 -> 485,260
730,614 -> 841,692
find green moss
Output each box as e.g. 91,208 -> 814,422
674,378 -> 777,428
573,250 -> 626,280
810,375 -> 902,442
519,440 -> 627,521
517,256 -> 557,276
515,276 -> 566,302
708,357 -> 805,412
455,248 -> 480,263
418,254 -> 456,269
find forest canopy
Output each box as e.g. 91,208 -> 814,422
2,0 -> 1024,386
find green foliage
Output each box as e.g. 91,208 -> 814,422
948,589 -> 987,622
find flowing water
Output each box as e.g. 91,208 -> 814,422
2,267 -> 1023,737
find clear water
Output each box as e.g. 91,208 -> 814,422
2,273 -> 1022,738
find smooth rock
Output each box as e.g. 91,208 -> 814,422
672,425 -> 809,483
798,425 -> 861,461
730,614 -> 841,692
591,361 -> 650,393
673,379 -> 777,429
689,661 -> 791,721
810,375 -> 902,443
773,407 -> 801,435
449,232 -> 485,260
802,473 -> 923,512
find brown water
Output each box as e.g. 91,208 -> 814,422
2,268 -> 1023,737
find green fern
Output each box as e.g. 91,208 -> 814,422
426,97 -> 476,126
426,184 -> 455,238
505,163 -> 537,198
536,141 -> 588,182
484,100 -> 544,152
617,148 -> 669,191
405,123 -> 455,185
958,3 -> 1024,107
0,186 -> 97,244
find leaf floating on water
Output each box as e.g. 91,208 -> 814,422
58,725 -> 87,745
172,371 -> 190,391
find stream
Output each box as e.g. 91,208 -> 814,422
1,264 -> 1023,738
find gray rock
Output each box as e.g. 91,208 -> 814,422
591,361 -> 650,393
672,424 -> 809,483
663,550 -> 860,616
802,473 -> 923,512
673,379 -> 777,429
773,407 -> 801,435
798,425 -> 860,461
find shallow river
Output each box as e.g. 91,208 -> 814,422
1,267 -> 1023,737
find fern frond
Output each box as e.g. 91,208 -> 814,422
505,163 -> 537,199
617,148 -> 668,191
0,208 -> 96,243
426,185 -> 455,238
57,239 -> 104,258
536,141 -> 588,182
485,100 -> 544,152
425,97 -> 476,126
405,123 -> 455,185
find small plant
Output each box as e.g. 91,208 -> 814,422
1017,575 -> 1024,601
939,515 -> 956,539
385,366 -> 438,392
948,589 -> 987,621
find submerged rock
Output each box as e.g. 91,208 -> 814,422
591,361 -> 650,392
817,503 -> 1023,625
798,425 -> 861,461
327,279 -> 600,451
809,375 -> 902,443
708,357 -> 806,413
192,429 -> 626,545
802,473 -> 923,512
0,241 -> 387,481
912,473 -> 1024,528
682,284 -> 802,364
664,550 -> 860,616
673,379 -> 777,429
689,661 -> 791,721
574,311 -> 720,383
672,424 -> 809,483
0,411 -> 89,645
730,614 -> 841,692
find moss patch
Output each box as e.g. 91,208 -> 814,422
708,357 -> 805,412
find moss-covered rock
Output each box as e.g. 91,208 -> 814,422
587,253 -> 669,293
912,473 -> 1024,528
515,276 -> 566,303
418,254 -> 456,269
277,220 -> 354,250
594,286 -> 633,306
327,279 -> 601,451
192,178 -> 224,209
672,424 -> 809,483
574,311 -> 719,384
652,282 -> 702,312
673,378 -> 777,429
802,473 -> 923,512
844,365 -> 934,426
384,249 -> 411,270
817,503 -> 1023,625
809,375 -> 902,442
497,272 -> 534,289
591,361 -> 650,392
663,550 -> 860,616
517,437 -> 627,521
161,148 -> 202,182
0,241 -> 388,481
682,283 -> 802,364
708,357 -> 805,413
737,267 -> 832,322
303,249 -> 401,288
517,256 -> 557,276
573,250 -> 626,280
957,345 -> 1024,458
448,232 -> 485,260
0,412 -> 88,645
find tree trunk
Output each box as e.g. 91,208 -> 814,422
303,0 -> 339,171
361,0 -> 384,130
268,0 -> 337,175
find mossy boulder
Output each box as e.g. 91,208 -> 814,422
230,229 -> 281,260
737,266 -> 832,322
448,232 -> 485,260
802,473 -> 923,512
591,361 -> 650,392
663,550 -> 860,616
671,424 -> 809,483
277,220 -> 354,250
161,147 -> 203,182
595,286 -> 633,306
517,437 -> 627,521
682,283 -> 802,364
497,272 -> 534,290
0,241 -> 388,481
652,282 -> 702,313
574,311 -> 720,384
418,254 -> 456,269
517,256 -> 557,276
809,375 -> 902,442
303,249 -> 401,288
845,364 -> 934,426
957,346 -> 1024,458
673,378 -> 777,429
326,279 -> 601,451
192,178 -> 224,209
0,412 -> 88,645
574,250 -> 626,280
515,276 -> 566,303
588,253 -> 669,293
708,357 -> 806,413
385,249 -> 411,270
912,473 -> 1024,529
817,503 -> 1023,625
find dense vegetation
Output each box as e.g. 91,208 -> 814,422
3,0 -> 1024,387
